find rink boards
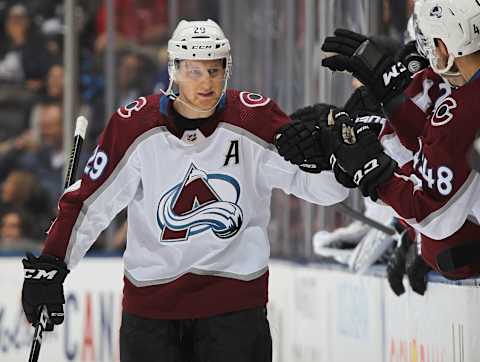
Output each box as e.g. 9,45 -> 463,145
1,256 -> 479,362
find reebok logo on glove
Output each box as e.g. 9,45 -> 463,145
24,269 -> 58,280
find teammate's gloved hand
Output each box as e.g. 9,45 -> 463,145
275,118 -> 331,173
386,220 -> 430,296
321,29 -> 415,105
22,253 -> 69,330
321,111 -> 397,201
405,241 -> 431,295
344,86 -> 383,117
329,155 -> 357,189
386,218 -> 416,296
395,40 -> 429,76
386,225 -> 410,296
289,103 -> 338,124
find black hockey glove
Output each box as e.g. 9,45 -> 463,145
344,86 -> 383,117
322,112 -> 397,201
395,41 -> 429,75
289,103 -> 338,124
321,29 -> 426,106
386,220 -> 430,296
22,253 -> 69,330
405,241 -> 431,295
329,155 -> 357,189
275,117 -> 332,173
386,220 -> 410,296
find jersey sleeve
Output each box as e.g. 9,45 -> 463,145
379,121 -> 413,167
43,110 -> 145,268
384,93 -> 428,153
377,166 -> 480,240
255,100 -> 349,206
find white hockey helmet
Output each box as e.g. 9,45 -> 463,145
410,0 -> 428,55
406,0 -> 425,43
167,19 -> 232,82
417,0 -> 480,75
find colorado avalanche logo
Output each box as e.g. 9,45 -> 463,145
117,97 -> 147,118
430,6 -> 443,18
239,92 -> 271,108
431,96 -> 457,127
157,163 -> 243,241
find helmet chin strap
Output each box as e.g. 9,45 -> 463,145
161,78 -> 228,116
430,52 -> 464,88
431,52 -> 461,77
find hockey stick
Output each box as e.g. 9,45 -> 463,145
28,116 -> 89,362
337,201 -> 395,236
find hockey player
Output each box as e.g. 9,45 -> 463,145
21,19 -> 349,362
316,0 -> 480,279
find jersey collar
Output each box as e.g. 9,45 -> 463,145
470,68 -> 480,82
159,93 -> 227,139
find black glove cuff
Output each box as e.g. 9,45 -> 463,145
353,39 -> 385,71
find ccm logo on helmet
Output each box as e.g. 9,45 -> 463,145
24,268 -> 58,280
239,92 -> 271,108
192,45 -> 213,50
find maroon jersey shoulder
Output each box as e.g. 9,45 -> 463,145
427,76 -> 480,153
111,94 -> 165,140
405,68 -> 442,99
405,68 -> 451,114
221,89 -> 290,144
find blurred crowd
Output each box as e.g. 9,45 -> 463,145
0,0 -> 411,256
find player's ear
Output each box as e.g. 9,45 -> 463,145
435,39 -> 449,59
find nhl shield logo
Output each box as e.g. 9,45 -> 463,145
157,163 -> 243,241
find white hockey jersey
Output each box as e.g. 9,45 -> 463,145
43,89 -> 349,318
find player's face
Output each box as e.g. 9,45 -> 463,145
175,59 -> 226,111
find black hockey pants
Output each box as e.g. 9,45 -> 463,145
120,307 -> 272,362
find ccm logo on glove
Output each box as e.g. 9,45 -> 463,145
24,269 -> 58,280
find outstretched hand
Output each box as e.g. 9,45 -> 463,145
321,29 -> 422,106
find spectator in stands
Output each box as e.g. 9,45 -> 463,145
0,101 -> 64,204
21,100 -> 64,202
28,63 -> 65,140
0,170 -> 52,239
0,209 -> 25,245
95,0 -> 169,53
44,62 -> 64,101
116,51 -> 154,107
0,208 -> 41,251
0,3 -> 50,89
0,127 -> 37,179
